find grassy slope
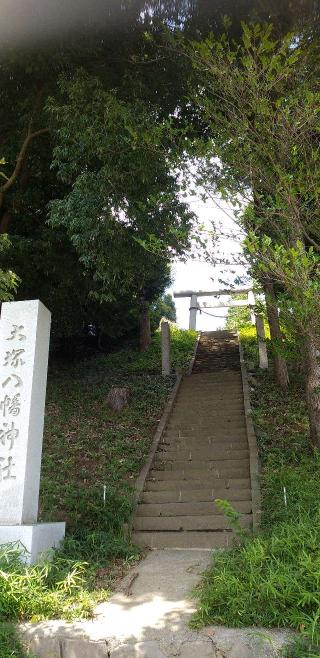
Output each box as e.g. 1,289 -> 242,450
192,327 -> 320,656
0,624 -> 35,658
0,328 -> 196,632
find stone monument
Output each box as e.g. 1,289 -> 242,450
0,300 -> 65,563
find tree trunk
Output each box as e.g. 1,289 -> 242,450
263,280 -> 289,388
305,331 -> 320,448
139,300 -> 151,352
0,210 -> 12,234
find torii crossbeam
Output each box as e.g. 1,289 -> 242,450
173,288 -> 254,331
173,287 -> 268,370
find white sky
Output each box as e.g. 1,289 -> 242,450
169,194 -> 249,330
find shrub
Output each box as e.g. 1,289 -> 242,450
192,514 -> 320,636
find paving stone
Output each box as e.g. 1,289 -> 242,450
22,636 -> 61,658
225,638 -> 278,658
133,529 -> 233,548
111,642 -> 166,657
179,640 -> 216,657
61,638 -> 109,658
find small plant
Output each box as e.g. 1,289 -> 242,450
0,543 -> 106,622
0,623 -> 35,657
283,638 -> 320,658
214,499 -> 249,541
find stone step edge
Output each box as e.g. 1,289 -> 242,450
145,476 -> 251,484
132,530 -> 238,549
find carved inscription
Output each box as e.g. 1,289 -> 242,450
0,456 -> 16,481
6,325 -> 26,341
0,422 -> 19,450
2,374 -> 23,388
0,394 -> 21,417
0,323 -> 26,484
4,349 -> 25,368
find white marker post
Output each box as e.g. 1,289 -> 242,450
255,314 -> 269,370
0,300 -> 65,563
161,321 -> 171,376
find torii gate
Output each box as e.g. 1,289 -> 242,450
173,287 -> 268,369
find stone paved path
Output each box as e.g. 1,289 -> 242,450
21,549 -> 291,657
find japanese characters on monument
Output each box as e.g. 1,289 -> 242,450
0,301 -> 51,524
0,300 -> 65,563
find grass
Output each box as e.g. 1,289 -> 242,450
0,624 -> 34,658
192,326 -> 320,655
0,328 -> 196,629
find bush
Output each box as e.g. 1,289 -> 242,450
0,543 -> 106,622
192,514 -> 320,633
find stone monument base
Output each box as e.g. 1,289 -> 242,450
0,522 -> 65,564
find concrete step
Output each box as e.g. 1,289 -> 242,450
167,411 -> 245,420
179,379 -> 242,385
178,390 -> 243,394
162,433 -> 248,443
160,436 -> 249,447
160,437 -> 249,447
152,458 -> 250,471
173,402 -> 244,412
182,374 -> 242,380
170,412 -> 245,419
168,414 -> 245,421
175,393 -> 244,399
136,500 -> 252,516
166,424 -> 246,432
145,477 -> 251,491
178,394 -> 243,400
164,427 -> 247,435
182,387 -> 242,392
149,465 -> 250,480
183,372 -> 241,378
141,487 -> 252,503
133,530 -> 236,549
156,442 -> 249,462
165,430 -> 247,438
134,513 -> 252,532
169,416 -> 245,420
160,439 -> 249,451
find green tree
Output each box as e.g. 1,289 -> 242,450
0,235 -> 19,301
186,23 -> 320,446
150,293 -> 177,331
46,71 -> 194,347
225,295 -> 251,331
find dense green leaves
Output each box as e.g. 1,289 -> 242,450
0,235 -> 20,301
185,20 -> 320,443
47,71 -> 194,300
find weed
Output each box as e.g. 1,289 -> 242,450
0,623 -> 34,658
283,638 -> 320,657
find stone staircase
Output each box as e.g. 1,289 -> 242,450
133,330 -> 253,549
